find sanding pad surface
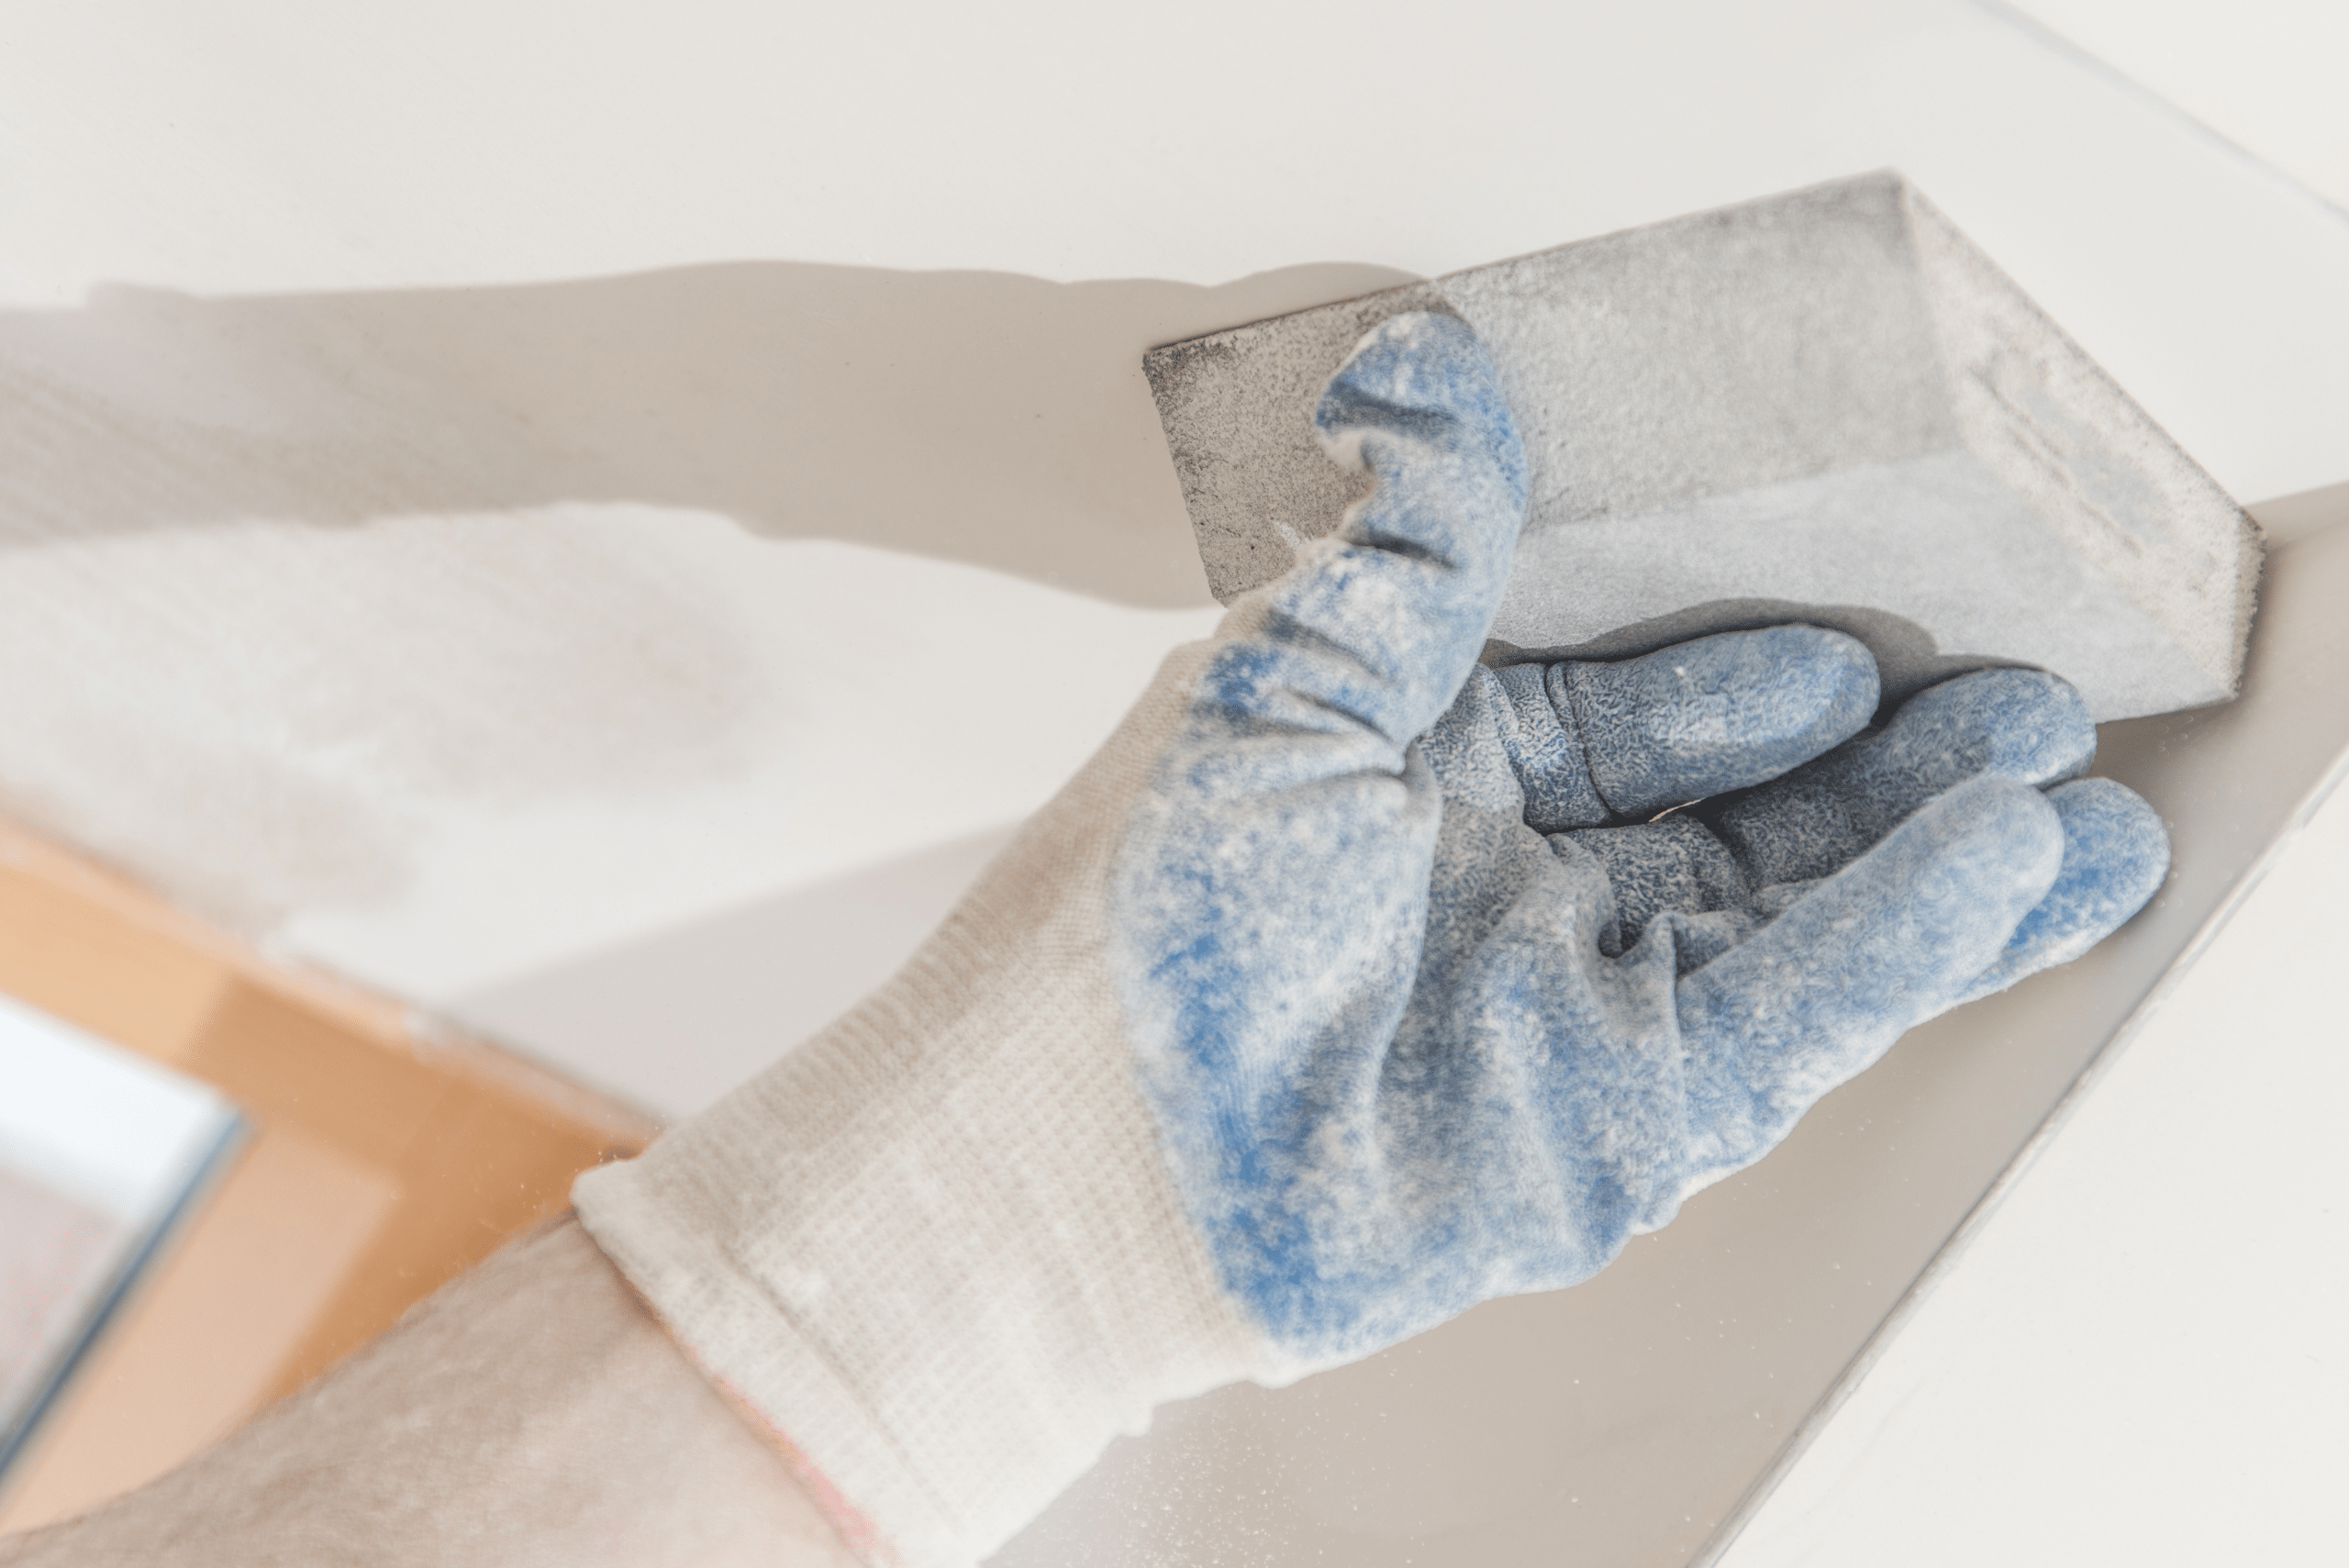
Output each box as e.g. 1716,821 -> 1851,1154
1145,172 -> 2258,721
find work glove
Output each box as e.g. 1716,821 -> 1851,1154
573,312 -> 2168,1567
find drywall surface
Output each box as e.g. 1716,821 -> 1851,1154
8,1 -> 2349,498
1714,606 -> 2349,1563
2,0 -> 2346,1110
2002,0 -> 2349,212
0,489 -> 1219,986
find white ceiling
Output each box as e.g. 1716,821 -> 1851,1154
2002,0 -> 2349,211
3,0 -> 2343,1118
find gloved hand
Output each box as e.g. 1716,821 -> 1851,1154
573,313 -> 2167,1567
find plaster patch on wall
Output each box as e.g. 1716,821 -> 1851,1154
0,506 -> 764,932
0,495 -> 1221,995
262,517 -> 1221,999
0,261 -> 1276,1000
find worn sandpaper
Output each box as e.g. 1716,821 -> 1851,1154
1143,172 -> 2258,722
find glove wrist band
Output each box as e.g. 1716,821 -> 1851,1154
575,647 -> 1275,1568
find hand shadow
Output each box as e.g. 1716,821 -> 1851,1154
0,260 -> 1420,606
0,260 -> 1413,933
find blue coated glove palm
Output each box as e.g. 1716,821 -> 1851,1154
1112,311 -> 2169,1362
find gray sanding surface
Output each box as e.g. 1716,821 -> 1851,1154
1144,172 -> 2259,721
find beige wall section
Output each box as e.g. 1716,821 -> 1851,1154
0,817 -> 655,1531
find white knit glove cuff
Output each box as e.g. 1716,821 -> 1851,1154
573,646 -> 1283,1568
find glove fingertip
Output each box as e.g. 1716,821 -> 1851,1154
1208,313 -> 1527,751
1956,776 -> 2169,1002
1918,667 -> 2099,785
1311,312 -> 1524,501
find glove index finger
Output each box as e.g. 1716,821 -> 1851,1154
1208,313 -> 1528,757
1557,625 -> 1879,822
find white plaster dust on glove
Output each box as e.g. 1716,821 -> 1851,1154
573,313 -> 2168,1566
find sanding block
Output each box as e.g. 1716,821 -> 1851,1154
1143,172 -> 2258,722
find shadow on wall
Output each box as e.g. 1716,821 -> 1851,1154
0,260 -> 1419,606
0,260 -> 1405,932
452,823 -> 1022,1120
